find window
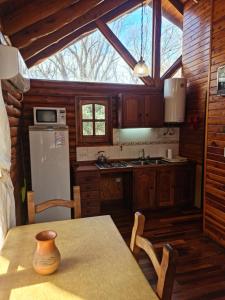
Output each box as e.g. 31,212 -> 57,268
29,29 -> 143,85
29,2 -> 183,84
160,10 -> 183,76
77,97 -> 111,145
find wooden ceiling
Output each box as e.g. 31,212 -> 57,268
0,0 -> 184,68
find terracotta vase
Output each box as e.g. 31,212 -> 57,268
33,230 -> 61,275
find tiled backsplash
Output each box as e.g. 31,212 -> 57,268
77,127 -> 180,161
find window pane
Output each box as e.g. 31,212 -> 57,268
82,122 -> 93,135
82,104 -> 93,120
108,5 -> 152,76
95,122 -> 105,135
95,104 -> 105,119
160,4 -> 183,76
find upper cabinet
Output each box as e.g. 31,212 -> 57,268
118,93 -> 164,128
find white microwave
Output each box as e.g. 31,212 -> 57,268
33,107 -> 66,126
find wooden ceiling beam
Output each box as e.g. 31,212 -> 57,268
26,23 -> 96,68
21,0 -> 130,60
168,0 -> 184,15
95,19 -> 153,86
10,0 -> 101,49
152,0 -> 161,85
1,0 -> 79,35
161,56 -> 182,80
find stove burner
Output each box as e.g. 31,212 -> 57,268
96,161 -> 129,169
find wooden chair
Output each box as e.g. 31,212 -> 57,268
27,186 -> 81,224
130,212 -> 175,300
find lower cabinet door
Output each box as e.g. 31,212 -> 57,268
157,167 -> 175,207
133,169 -> 156,210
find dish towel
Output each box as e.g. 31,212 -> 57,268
0,80 -> 16,250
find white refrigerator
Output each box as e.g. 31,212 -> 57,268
29,126 -> 71,222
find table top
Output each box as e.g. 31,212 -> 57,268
0,215 -> 157,300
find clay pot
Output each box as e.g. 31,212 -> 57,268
33,230 -> 61,275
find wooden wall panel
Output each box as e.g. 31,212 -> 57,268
180,0 -> 211,165
1,80 -> 24,225
204,0 -> 225,248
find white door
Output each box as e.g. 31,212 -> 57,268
29,127 -> 71,222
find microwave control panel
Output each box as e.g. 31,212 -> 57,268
59,108 -> 66,124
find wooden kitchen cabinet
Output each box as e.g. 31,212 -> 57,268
118,94 -> 143,127
156,166 -> 175,207
75,168 -> 101,217
144,95 -> 164,127
133,162 -> 195,211
133,168 -> 157,210
118,93 -> 164,128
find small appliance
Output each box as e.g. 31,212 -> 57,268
33,107 -> 66,126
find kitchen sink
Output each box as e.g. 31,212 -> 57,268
148,159 -> 167,165
130,159 -> 166,166
130,160 -> 150,166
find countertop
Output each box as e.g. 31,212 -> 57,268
75,159 -> 195,173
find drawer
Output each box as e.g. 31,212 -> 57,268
76,172 -> 100,185
79,183 -> 99,192
81,191 -> 99,200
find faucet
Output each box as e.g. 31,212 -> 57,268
140,149 -> 145,160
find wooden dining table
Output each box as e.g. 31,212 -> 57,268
0,215 -> 158,300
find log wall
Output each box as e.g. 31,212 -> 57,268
1,81 -> 24,225
204,0 -> 225,247
180,0 -> 211,207
180,0 -> 211,163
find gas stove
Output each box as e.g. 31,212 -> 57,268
96,161 -> 130,169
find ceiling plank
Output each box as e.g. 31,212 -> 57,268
26,23 -> 96,68
152,0 -> 161,84
95,19 -> 153,86
10,0 -> 101,48
161,56 -> 182,80
168,0 -> 184,14
1,0 -> 79,35
21,0 -> 130,60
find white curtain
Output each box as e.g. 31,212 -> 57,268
0,80 -> 16,250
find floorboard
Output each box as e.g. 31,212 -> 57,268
101,205 -> 225,300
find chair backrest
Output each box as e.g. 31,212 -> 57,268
27,186 -> 81,224
130,212 -> 175,300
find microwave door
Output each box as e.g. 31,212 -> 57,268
36,109 -> 57,123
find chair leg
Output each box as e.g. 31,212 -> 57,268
73,186 -> 81,218
27,191 -> 35,224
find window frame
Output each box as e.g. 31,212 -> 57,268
76,96 -> 112,146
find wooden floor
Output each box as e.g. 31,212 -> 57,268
102,205 -> 225,300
